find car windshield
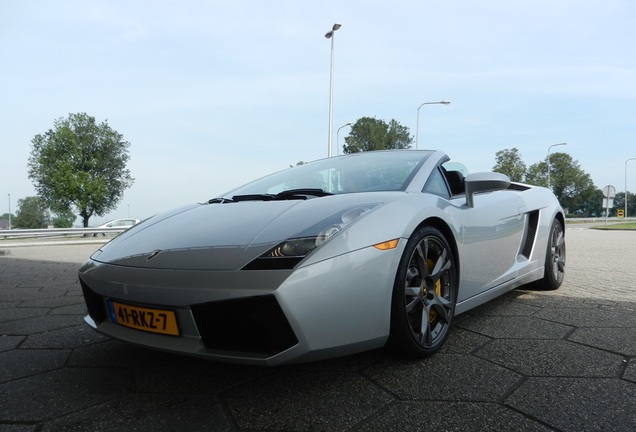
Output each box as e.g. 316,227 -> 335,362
222,150 -> 434,198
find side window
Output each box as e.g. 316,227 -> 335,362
423,167 -> 451,198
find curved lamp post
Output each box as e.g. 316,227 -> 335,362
626,158 -> 636,217
336,122 -> 352,156
325,23 -> 342,157
547,143 -> 567,189
415,101 -> 450,149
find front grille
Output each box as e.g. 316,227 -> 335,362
80,279 -> 107,324
191,295 -> 298,356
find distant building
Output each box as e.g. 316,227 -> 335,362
0,219 -> 9,229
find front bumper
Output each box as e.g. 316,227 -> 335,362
79,242 -> 404,366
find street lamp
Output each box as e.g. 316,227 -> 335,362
626,158 -> 636,218
325,22 -> 342,158
547,143 -> 567,189
415,101 -> 450,149
336,122 -> 352,156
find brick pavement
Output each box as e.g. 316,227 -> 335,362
0,229 -> 635,431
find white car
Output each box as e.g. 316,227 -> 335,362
80,150 -> 565,365
93,218 -> 140,236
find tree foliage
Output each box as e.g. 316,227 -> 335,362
343,117 -> 412,154
525,152 -> 595,212
27,113 -> 134,227
492,148 -> 526,182
13,196 -> 49,229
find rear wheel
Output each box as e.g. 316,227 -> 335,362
538,219 -> 565,290
389,226 -> 458,357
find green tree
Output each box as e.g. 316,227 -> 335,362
492,148 -> 526,182
13,196 -> 49,229
27,113 -> 134,227
613,191 -> 636,217
576,188 -> 604,217
51,205 -> 76,228
526,152 -> 595,212
343,117 -> 412,154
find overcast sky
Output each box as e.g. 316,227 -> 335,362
1,0 -> 635,224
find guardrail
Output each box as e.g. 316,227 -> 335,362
0,227 -> 131,240
1,217 -> 634,241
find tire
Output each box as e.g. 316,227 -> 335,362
389,226 -> 458,357
538,218 -> 566,290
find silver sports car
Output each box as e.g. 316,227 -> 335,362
79,150 -> 565,366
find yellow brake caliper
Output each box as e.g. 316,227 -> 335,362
426,259 -> 442,323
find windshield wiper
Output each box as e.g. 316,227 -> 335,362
231,188 -> 333,202
275,188 -> 333,199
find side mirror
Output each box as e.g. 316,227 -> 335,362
464,172 -> 511,207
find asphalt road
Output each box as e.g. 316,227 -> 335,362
0,227 -> 635,432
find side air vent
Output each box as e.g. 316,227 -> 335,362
521,211 -> 539,258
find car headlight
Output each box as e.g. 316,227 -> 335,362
243,205 -> 377,270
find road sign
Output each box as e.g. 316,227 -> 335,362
602,185 -> 616,198
618,209 -> 624,217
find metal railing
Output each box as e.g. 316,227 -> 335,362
0,227 -> 132,240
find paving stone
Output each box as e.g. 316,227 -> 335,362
18,296 -> 84,308
288,348 -> 391,372
569,327 -> 636,356
0,287 -> 42,302
135,356 -> 269,394
0,367 -> 131,423
438,327 -> 491,354
40,394 -> 232,432
67,339 -> 163,368
365,354 -> 521,402
357,401 -> 552,432
0,335 -> 24,352
0,349 -> 70,383
50,303 -> 86,315
624,359 -> 636,383
0,307 -> 49,323
456,315 -> 572,339
20,324 -> 105,349
467,298 -> 542,316
533,307 -> 636,327
0,315 -> 79,335
475,339 -> 624,377
0,301 -> 19,310
506,377 -> 636,432
224,369 -> 394,431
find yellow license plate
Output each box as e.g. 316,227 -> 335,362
108,300 -> 180,336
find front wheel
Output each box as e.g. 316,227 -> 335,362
538,218 -> 566,290
389,226 -> 458,357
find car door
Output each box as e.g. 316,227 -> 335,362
429,166 -> 526,302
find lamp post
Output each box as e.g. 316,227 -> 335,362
7,193 -> 10,230
626,158 -> 636,217
325,22 -> 342,157
415,101 -> 450,149
547,142 -> 567,189
336,122 -> 352,156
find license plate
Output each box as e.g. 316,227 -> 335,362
107,300 -> 180,336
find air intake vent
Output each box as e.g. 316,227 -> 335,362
521,211 -> 539,258
191,295 -> 298,356
80,279 -> 107,324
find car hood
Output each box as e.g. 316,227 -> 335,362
90,193 -> 401,270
